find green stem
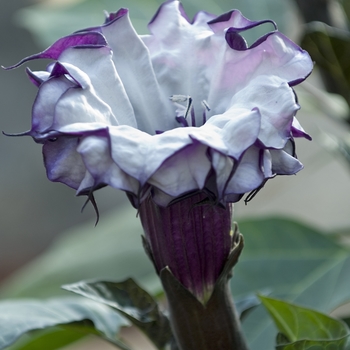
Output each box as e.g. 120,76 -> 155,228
160,234 -> 249,350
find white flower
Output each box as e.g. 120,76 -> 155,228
7,1 -> 312,208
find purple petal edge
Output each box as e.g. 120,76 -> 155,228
104,8 -> 129,24
74,8 -> 129,34
50,62 -> 82,87
208,10 -> 277,32
26,68 -> 43,87
289,72 -> 313,87
3,32 -> 107,70
225,30 -> 248,50
148,0 -> 190,27
292,126 -> 312,140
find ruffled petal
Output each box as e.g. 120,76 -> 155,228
142,1 -> 216,120
147,141 -> 211,197
270,140 -> 303,175
6,0 -> 313,208
142,0 -> 312,128
26,68 -> 50,87
209,149 -> 235,200
228,75 -> 300,148
56,47 -> 137,128
76,130 -> 140,194
291,117 -> 312,140
30,76 -> 77,137
43,136 -> 86,189
99,11 -> 175,134
205,107 -> 261,159
226,147 -> 271,194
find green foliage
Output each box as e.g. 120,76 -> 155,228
234,218 -> 350,350
2,212 -> 350,349
63,279 -> 172,350
235,218 -> 350,308
342,0 -> 350,25
0,297 -> 130,350
259,295 -> 350,349
7,327 -> 88,350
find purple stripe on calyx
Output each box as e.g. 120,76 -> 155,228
139,192 -> 233,303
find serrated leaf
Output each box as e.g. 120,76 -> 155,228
0,297 -> 130,350
63,279 -> 172,350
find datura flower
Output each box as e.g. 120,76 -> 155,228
6,0 -> 312,306
7,0 -> 312,211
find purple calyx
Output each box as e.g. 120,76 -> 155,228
139,192 -> 233,303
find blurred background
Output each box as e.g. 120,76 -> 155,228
1,0 -> 350,348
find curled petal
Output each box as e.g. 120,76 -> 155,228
291,117 -> 312,140
43,136 -> 86,189
206,107 -> 261,159
26,68 -> 50,87
57,47 -> 137,127
77,131 -> 140,195
148,141 -> 211,197
208,10 -> 276,34
209,150 -> 235,200
4,32 -> 107,70
270,141 -> 304,175
228,75 -> 300,148
100,11 -> 175,134
226,147 -> 272,194
31,76 -> 77,137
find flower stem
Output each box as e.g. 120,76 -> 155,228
160,234 -> 249,350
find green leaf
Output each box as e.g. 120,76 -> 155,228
260,295 -> 349,341
259,295 -> 350,349
342,0 -> 350,22
8,326 -> 91,350
0,297 -> 130,350
233,217 -> 350,350
63,279 -> 172,350
234,218 -> 350,306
